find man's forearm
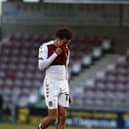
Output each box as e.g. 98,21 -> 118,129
38,53 -> 57,70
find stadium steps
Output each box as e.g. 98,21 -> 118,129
70,54 -> 121,90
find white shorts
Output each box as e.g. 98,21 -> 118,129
43,77 -> 70,109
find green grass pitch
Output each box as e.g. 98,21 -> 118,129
0,123 -> 86,129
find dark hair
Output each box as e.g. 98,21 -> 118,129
56,28 -> 72,40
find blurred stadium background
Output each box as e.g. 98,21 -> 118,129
0,0 -> 129,129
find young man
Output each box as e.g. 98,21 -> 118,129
38,28 -> 72,129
